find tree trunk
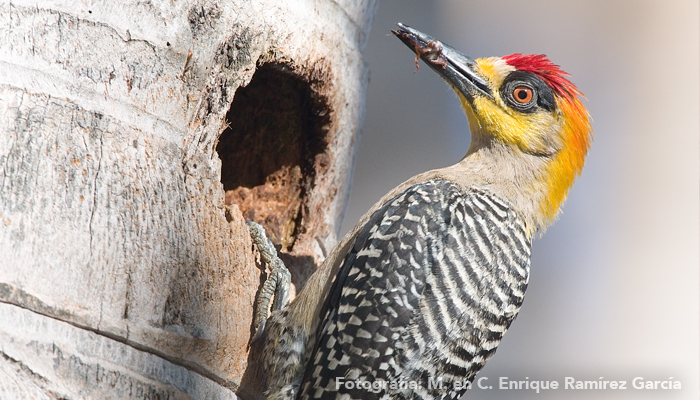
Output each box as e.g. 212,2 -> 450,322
0,0 -> 376,398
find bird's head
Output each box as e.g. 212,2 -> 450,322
393,23 -> 592,228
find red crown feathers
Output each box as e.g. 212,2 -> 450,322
503,54 -> 582,101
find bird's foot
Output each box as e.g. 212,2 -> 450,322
247,221 -> 291,340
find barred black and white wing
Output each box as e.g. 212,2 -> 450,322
298,179 -> 531,400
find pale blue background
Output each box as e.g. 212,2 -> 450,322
340,1 -> 699,399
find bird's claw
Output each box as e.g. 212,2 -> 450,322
247,221 -> 291,339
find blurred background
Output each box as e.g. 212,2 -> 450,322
340,1 -> 699,399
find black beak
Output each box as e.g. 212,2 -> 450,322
392,23 -> 493,101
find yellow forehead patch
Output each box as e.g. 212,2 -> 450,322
474,57 -> 515,88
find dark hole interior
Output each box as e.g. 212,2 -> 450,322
216,62 -> 330,249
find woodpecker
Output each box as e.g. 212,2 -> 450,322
251,23 -> 592,400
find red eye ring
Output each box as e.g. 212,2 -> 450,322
512,86 -> 534,104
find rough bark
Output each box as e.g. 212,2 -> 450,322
0,0 -> 376,398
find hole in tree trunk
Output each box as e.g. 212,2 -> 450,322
216,63 -> 331,251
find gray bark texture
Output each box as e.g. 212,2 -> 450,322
0,0 -> 376,399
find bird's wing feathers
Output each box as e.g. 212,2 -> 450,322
299,179 -> 531,400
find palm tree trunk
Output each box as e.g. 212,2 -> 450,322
0,1 -> 376,398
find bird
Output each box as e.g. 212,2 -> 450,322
250,22 -> 592,400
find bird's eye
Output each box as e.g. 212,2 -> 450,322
512,86 -> 533,104
501,73 -> 551,113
